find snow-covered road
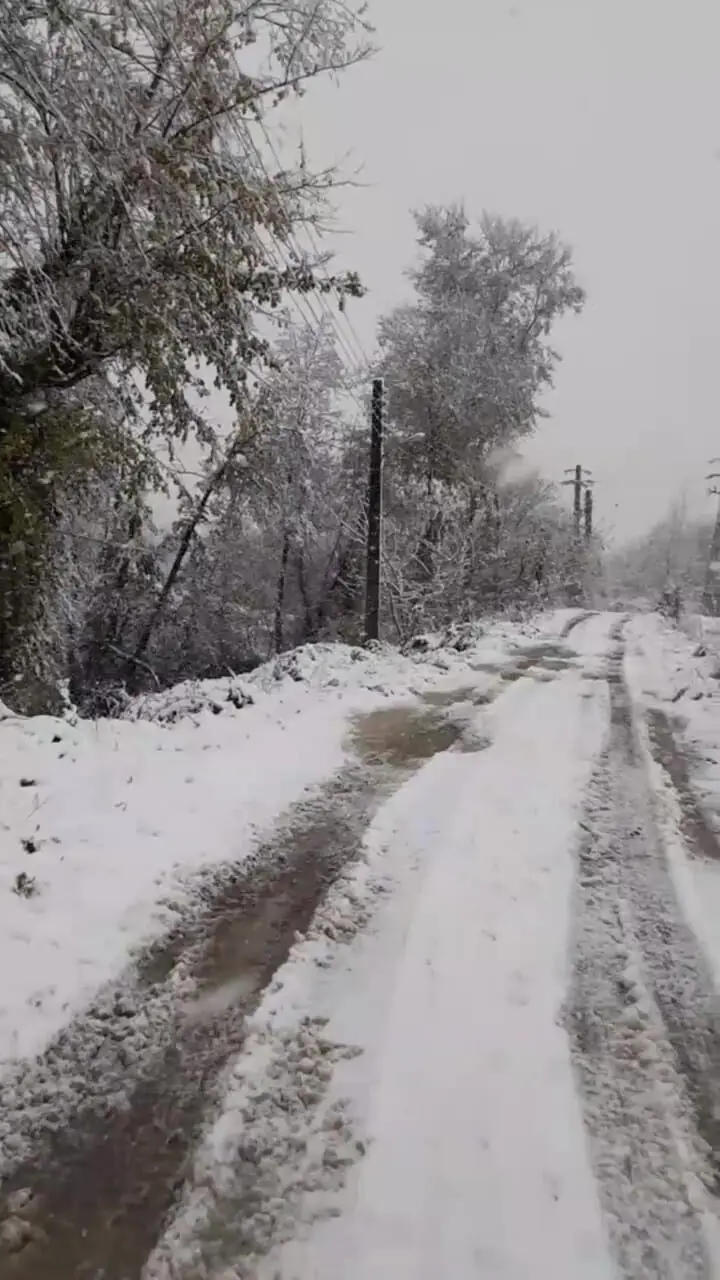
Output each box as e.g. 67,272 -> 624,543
4,609 -> 720,1278
255,614 -> 616,1280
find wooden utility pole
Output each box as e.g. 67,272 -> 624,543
703,458 -> 720,615
562,465 -> 594,539
584,486 -> 593,542
364,377 -> 384,642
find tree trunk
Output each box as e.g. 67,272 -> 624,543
0,419 -> 58,709
462,486 -> 480,599
295,547 -> 322,642
415,509 -> 444,583
128,429 -> 254,686
274,528 -> 291,653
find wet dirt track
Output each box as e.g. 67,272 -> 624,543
646,707 -> 720,863
0,685 -> 501,1279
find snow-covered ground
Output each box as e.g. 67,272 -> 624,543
147,615 -> 620,1280
0,611 -> 572,1070
625,611 -> 720,1000
9,606 -> 720,1279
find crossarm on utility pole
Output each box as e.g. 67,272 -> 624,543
562,465 -> 594,540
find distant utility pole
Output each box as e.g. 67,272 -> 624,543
561,464 -> 594,541
703,458 -> 720,615
584,486 -> 593,542
364,377 -> 385,642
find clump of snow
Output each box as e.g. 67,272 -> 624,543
0,968 -> 198,1174
124,679 -> 255,725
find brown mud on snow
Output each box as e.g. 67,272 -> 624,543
0,698 -> 488,1280
419,642 -> 581,710
351,702 -> 491,762
468,640 -> 580,685
420,683 -> 480,709
645,707 -> 720,863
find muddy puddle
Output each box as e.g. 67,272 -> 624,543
469,641 -> 579,683
350,701 -> 492,765
420,683 -> 481,709
0,700 -> 489,1279
350,704 -> 464,763
646,707 -> 720,862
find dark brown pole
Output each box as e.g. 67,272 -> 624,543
573,463 -> 582,539
703,460 -> 720,614
364,377 -> 384,642
584,486 -> 593,542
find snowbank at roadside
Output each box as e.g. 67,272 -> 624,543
0,690 -> 360,1069
679,612 -> 720,654
123,610 -> 566,726
622,611 -> 717,711
625,611 -> 720,1002
625,611 -> 720,826
0,613 -> 564,1071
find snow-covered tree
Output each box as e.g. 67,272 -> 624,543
381,464 -> 595,640
374,206 -> 585,622
379,206 -> 585,492
137,320 -> 367,679
249,322 -> 362,648
608,498 -> 712,611
0,0 -> 371,702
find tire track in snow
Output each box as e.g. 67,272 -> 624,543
560,608 -> 597,638
567,621 -> 720,1278
645,707 -> 720,864
0,702 -> 487,1279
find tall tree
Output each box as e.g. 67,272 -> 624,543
0,0 -> 371,703
379,206 -> 584,489
253,322 -> 364,647
608,498 -> 712,609
377,204 -> 585,603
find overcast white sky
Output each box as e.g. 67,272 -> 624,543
288,0 -> 720,545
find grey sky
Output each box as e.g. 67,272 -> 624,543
293,0 -> 720,544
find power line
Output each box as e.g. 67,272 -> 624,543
235,126 -> 370,437
245,120 -> 370,380
255,117 -> 370,372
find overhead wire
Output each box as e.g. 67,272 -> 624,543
237,112 -> 372,416
254,116 -> 370,375
226,120 -> 369,423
